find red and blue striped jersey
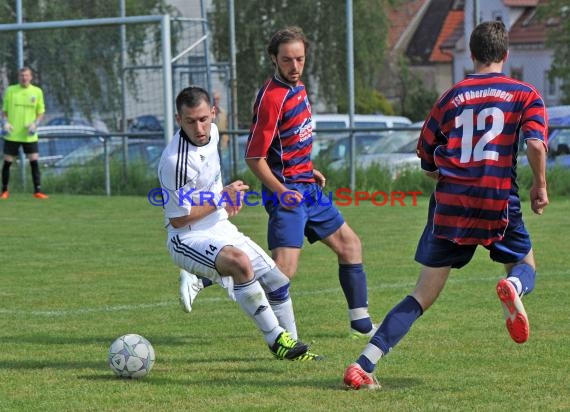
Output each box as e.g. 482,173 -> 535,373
245,76 -> 315,183
417,72 -> 547,245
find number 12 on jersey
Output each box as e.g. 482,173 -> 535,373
456,107 -> 504,163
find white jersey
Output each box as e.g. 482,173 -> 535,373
159,123 -> 276,281
158,123 -> 227,237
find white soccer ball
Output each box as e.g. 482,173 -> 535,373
108,334 -> 155,378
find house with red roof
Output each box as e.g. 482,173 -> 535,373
387,0 -> 564,106
451,0 -> 563,105
381,0 -> 465,109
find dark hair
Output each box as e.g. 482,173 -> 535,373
19,66 -> 33,74
469,20 -> 509,65
267,26 -> 310,57
175,86 -> 210,114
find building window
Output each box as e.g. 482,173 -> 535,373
511,67 -> 523,81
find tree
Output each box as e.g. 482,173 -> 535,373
538,1 -> 570,103
209,0 -> 396,125
396,55 -> 438,122
0,0 -> 179,122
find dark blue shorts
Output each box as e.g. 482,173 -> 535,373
262,182 -> 345,249
415,195 -> 532,268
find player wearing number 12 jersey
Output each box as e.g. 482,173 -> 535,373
343,20 -> 549,390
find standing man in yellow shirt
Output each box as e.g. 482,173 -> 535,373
2,66 -> 47,199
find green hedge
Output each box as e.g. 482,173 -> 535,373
9,162 -> 570,198
40,161 -> 159,196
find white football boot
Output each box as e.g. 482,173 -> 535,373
179,269 -> 204,313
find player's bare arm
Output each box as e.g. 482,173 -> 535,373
525,139 -> 549,215
169,202 -> 219,228
245,157 -> 303,208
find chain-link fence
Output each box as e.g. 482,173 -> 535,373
0,5 -> 233,194
0,16 -> 217,133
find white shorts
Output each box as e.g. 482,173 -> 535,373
167,219 -> 275,286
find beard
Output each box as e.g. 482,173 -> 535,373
277,66 -> 301,86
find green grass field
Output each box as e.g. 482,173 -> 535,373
1,193 -> 569,411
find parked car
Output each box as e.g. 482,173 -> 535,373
317,132 -> 389,162
46,116 -> 109,133
518,115 -> 570,169
547,105 -> 570,120
2,123 -> 102,167
229,116 -> 415,177
37,125 -> 106,167
327,125 -> 422,177
311,113 -> 412,131
47,136 -> 164,176
547,115 -> 570,155
128,115 -> 164,138
311,113 -> 412,156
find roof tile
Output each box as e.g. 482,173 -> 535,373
387,0 -> 429,49
430,10 -> 464,62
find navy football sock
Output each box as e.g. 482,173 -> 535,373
339,263 -> 373,333
357,353 -> 377,373
199,276 -> 213,287
370,295 -> 423,354
507,263 -> 535,296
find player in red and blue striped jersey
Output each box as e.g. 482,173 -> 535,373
344,20 -> 549,390
246,26 -> 376,339
246,74 -> 314,183
418,72 -> 546,245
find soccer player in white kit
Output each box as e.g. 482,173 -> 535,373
158,86 -> 320,361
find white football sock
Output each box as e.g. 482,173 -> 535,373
362,343 -> 384,365
233,279 -> 283,345
270,298 -> 298,340
507,276 -> 523,296
349,307 -> 371,321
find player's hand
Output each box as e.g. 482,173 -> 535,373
225,202 -> 243,217
224,180 -> 249,194
529,185 -> 548,215
313,169 -> 327,188
222,180 -> 249,217
3,122 -> 13,133
279,189 -> 304,210
424,170 -> 439,180
27,122 -> 37,135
